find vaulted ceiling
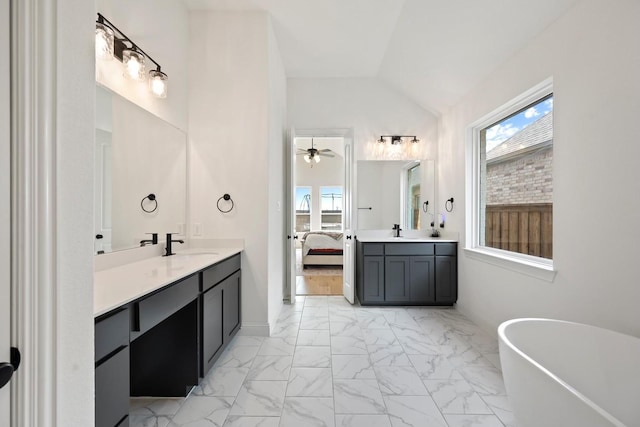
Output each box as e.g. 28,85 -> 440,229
183,0 -> 578,114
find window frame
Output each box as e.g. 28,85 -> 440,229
465,78 -> 556,281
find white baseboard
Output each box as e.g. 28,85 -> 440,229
238,322 -> 271,337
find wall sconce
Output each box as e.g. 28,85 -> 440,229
95,13 -> 169,98
377,135 -> 420,145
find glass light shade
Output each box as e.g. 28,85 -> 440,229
314,155 -> 321,163
304,154 -> 311,163
95,23 -> 114,60
149,69 -> 168,98
123,49 -> 146,81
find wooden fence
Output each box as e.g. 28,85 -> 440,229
485,203 -> 552,259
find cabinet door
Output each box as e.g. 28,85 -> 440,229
95,346 -> 129,427
384,256 -> 411,302
202,284 -> 224,374
362,256 -> 384,302
435,256 -> 458,303
223,271 -> 241,343
410,256 -> 435,302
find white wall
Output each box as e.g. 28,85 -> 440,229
189,11 -> 284,335
288,78 -> 438,161
438,0 -> 640,337
96,0 -> 189,131
296,151 -> 344,231
267,21 -> 287,330
57,0 -> 95,424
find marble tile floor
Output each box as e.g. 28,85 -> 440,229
129,296 -> 517,427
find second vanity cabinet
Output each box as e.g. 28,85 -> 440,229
356,241 -> 457,306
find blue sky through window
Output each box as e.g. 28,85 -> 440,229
321,187 -> 342,212
296,187 -> 311,211
485,96 -> 553,152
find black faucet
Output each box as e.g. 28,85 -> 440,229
393,224 -> 402,238
140,233 -> 158,247
164,233 -> 184,256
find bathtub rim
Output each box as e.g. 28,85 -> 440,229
498,318 -> 627,427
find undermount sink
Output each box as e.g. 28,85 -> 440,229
171,252 -> 218,260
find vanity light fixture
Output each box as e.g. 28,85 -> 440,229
95,13 -> 169,98
377,135 -> 420,145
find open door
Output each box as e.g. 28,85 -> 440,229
342,133 -> 355,304
285,129 -> 297,303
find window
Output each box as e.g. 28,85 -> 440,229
405,164 -> 421,230
320,186 -> 342,230
295,186 -> 311,232
468,80 -> 554,272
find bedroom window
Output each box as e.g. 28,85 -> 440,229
320,186 -> 342,231
467,78 -> 554,276
295,186 -> 311,232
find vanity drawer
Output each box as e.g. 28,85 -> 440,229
361,243 -> 384,256
133,274 -> 199,338
95,307 -> 129,363
435,243 -> 457,256
95,346 -> 129,427
385,243 -> 434,256
202,254 -> 241,292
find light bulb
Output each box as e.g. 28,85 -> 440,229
304,154 -> 310,163
95,23 -> 114,60
149,69 -> 168,98
123,49 -> 146,81
314,155 -> 321,163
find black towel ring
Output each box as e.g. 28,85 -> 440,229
217,193 -> 234,213
141,193 -> 158,213
445,197 -> 454,212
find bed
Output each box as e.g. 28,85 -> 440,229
301,231 -> 343,267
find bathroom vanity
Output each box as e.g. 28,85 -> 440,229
94,248 -> 242,427
356,237 -> 457,306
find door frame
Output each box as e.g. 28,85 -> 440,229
11,0 -> 60,425
1,0 -> 11,422
285,128 -> 355,303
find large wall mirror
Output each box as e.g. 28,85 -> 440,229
356,159 -> 435,231
95,85 -> 187,254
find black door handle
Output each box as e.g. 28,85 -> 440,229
346,235 -> 352,240
0,348 -> 19,390
293,235 -> 298,240
0,362 -> 13,389
95,234 -> 103,239
287,235 -> 291,239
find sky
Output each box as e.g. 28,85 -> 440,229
295,186 -> 343,211
485,96 -> 553,152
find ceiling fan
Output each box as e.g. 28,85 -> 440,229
296,138 -> 335,164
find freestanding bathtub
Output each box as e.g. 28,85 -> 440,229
498,318 -> 640,427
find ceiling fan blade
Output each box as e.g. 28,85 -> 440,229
321,153 -> 335,158
318,149 -> 333,153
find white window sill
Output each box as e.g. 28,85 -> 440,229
464,246 -> 556,282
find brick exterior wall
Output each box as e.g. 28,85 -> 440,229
486,146 -> 553,205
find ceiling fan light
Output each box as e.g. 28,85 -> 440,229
314,155 -> 321,163
304,154 -> 311,163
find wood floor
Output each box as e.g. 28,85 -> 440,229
296,274 -> 343,295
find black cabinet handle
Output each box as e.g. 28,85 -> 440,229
96,234 -> 103,239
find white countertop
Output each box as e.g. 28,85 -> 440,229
94,247 -> 243,317
355,229 -> 458,243
356,236 -> 458,243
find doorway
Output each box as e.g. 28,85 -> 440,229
293,136 -> 345,296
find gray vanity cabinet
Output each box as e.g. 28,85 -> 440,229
202,284 -> 224,374
356,241 -> 456,306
